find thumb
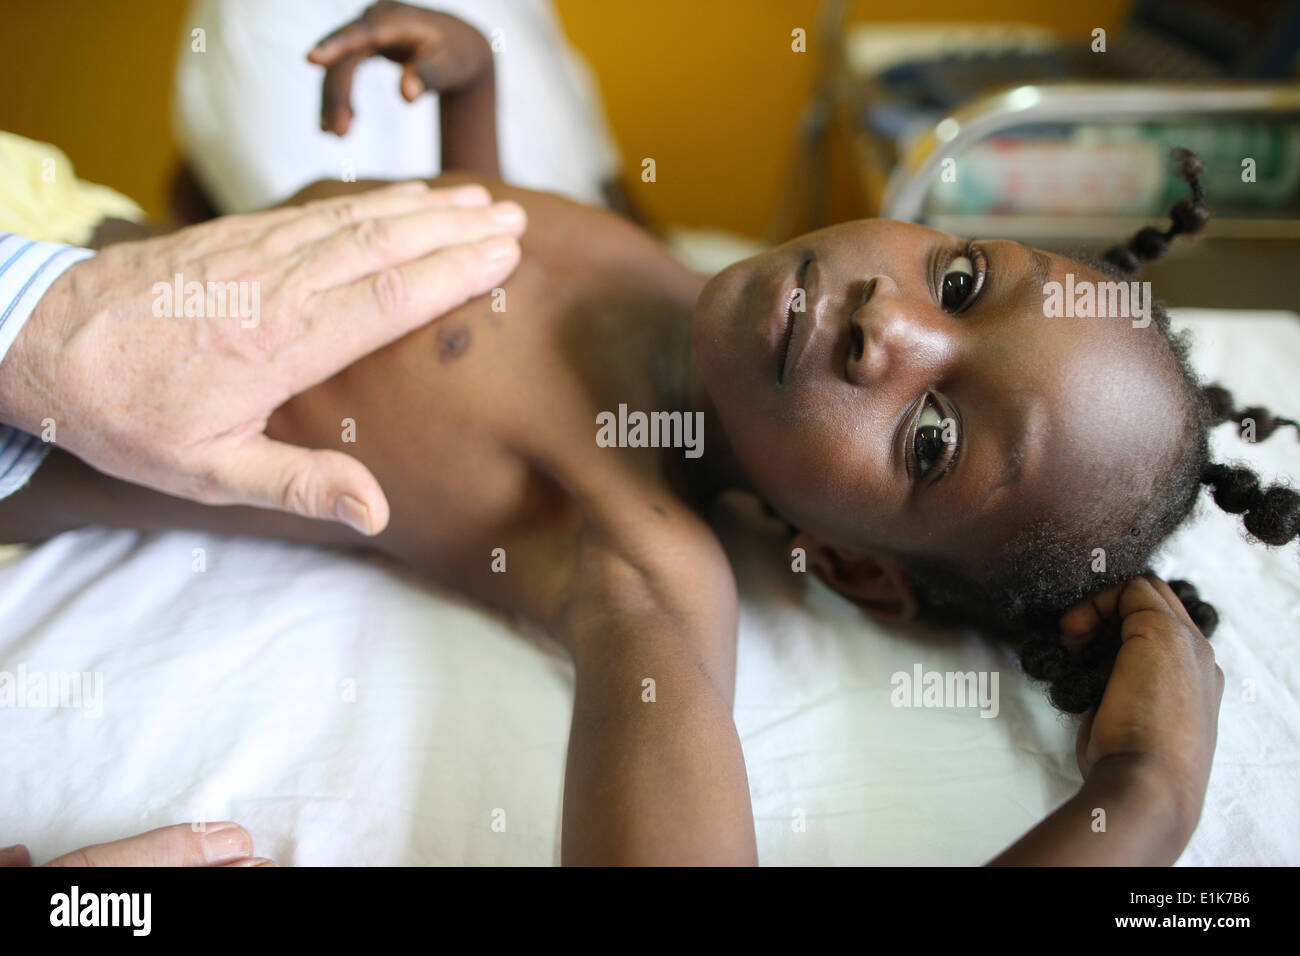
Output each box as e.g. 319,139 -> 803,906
1076,709 -> 1097,776
202,434 -> 391,535
0,844 -> 32,867
400,61 -> 425,101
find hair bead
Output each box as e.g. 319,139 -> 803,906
1103,246 -> 1140,275
1203,463 -> 1260,513
1102,147 -> 1207,275
1170,198 -> 1210,236
1242,485 -> 1300,546
1133,226 -> 1169,259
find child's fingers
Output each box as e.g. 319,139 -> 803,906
400,60 -> 426,101
308,18 -> 377,66
321,52 -> 366,135
402,43 -> 478,99
0,844 -> 32,867
1058,580 -> 1127,636
1075,710 -> 1097,775
1147,576 -> 1201,633
399,44 -> 447,100
311,11 -> 433,66
1059,577 -> 1182,651
1059,573 -> 1194,641
1116,576 -> 1200,643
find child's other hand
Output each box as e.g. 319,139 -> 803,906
308,1 -> 493,135
1060,575 -> 1224,825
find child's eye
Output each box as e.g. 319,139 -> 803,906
940,255 -> 975,311
914,400 -> 950,476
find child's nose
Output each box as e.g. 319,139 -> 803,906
846,275 -> 957,388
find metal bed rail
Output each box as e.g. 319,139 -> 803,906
880,81 -> 1300,225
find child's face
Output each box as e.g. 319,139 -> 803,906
692,219 -> 1189,576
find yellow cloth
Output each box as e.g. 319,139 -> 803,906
0,134 -> 145,565
0,131 -> 145,245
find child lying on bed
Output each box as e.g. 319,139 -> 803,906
6,2 -> 1294,865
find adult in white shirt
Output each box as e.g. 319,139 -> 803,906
174,0 -> 624,215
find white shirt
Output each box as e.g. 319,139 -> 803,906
174,0 -> 622,213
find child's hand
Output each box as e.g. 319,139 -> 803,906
990,575 -> 1224,865
1060,575 -> 1225,824
308,1 -> 493,136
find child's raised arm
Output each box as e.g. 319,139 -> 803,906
308,1 -> 499,178
989,575 -> 1225,865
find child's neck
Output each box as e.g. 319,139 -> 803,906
648,299 -> 753,509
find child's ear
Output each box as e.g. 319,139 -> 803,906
789,532 -> 919,622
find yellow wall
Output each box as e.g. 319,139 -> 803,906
0,0 -> 1125,235
0,0 -> 188,221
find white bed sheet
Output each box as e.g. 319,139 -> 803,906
1,309 -> 1297,865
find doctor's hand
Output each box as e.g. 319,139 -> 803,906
1,822 -> 276,867
0,180 -> 525,535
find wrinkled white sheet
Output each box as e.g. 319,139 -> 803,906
1,309 -> 1297,865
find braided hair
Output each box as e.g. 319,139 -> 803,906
1101,147 -> 1211,274
902,148 -> 1300,713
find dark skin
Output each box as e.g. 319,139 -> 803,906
0,3 -> 1223,864
310,1 -> 501,177
695,222 -> 1189,614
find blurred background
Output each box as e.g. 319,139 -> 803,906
0,0 -> 1131,229
2,0 -> 1298,305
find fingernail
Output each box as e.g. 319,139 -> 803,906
489,201 -> 524,225
479,235 -> 518,260
226,857 -> 279,867
337,494 -> 374,535
202,822 -> 252,864
392,180 -> 429,193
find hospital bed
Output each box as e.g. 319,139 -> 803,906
2,4 -> 1299,865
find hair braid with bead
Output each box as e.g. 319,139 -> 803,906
898,148 -> 1298,713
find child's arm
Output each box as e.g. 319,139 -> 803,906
0,447 -> 357,551
552,525 -> 757,865
990,576 -> 1224,865
0,445 -> 759,866
308,1 -> 499,178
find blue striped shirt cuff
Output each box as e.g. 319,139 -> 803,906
0,233 -> 95,500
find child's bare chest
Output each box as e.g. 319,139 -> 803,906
270,233 -> 703,619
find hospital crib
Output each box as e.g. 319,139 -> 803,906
770,2 -> 1300,309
